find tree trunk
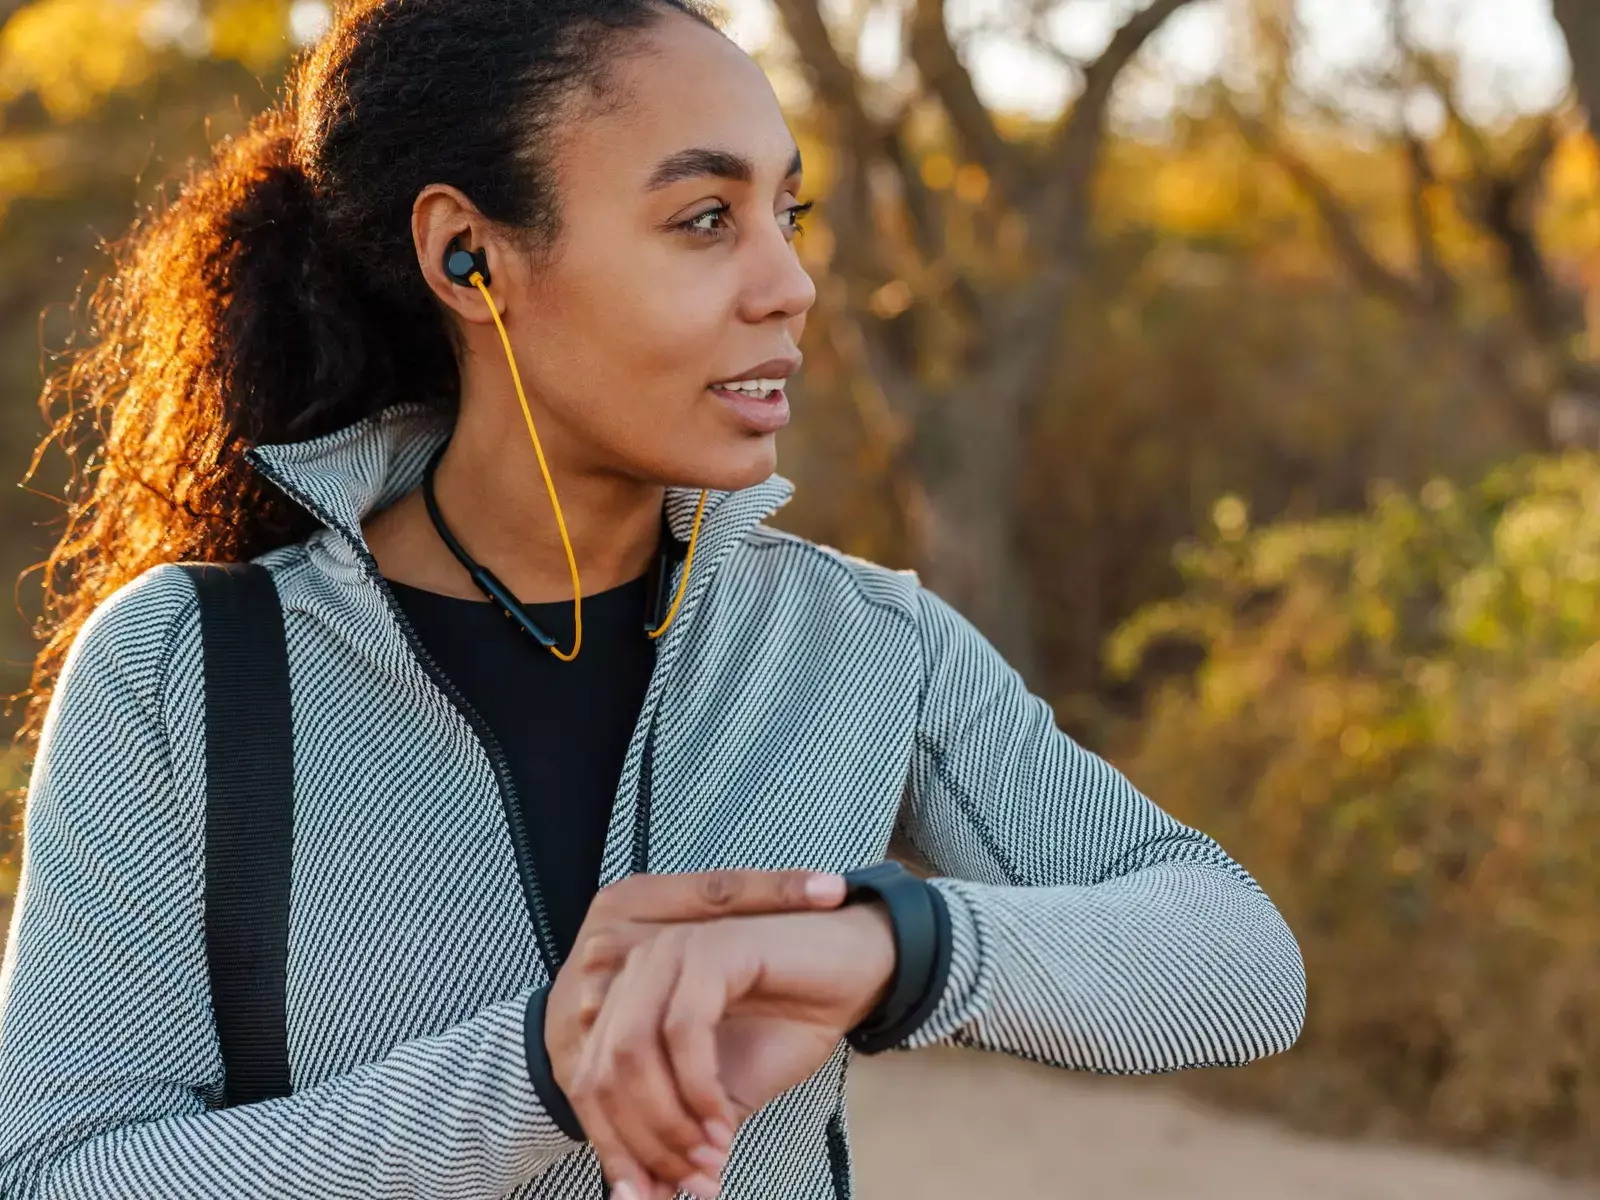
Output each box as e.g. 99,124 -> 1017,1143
1553,0 -> 1600,147
912,380 -> 1039,680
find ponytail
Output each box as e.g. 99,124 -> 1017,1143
6,0 -> 718,852
7,101 -> 455,803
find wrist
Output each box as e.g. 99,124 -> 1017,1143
523,985 -> 587,1142
832,900 -> 896,1028
839,861 -> 950,1054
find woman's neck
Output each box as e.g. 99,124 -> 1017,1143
362,406 -> 666,604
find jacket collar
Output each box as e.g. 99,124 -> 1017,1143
243,400 -> 795,593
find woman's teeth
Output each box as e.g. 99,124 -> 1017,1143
715,378 -> 786,398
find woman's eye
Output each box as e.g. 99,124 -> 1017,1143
781,201 -> 814,239
682,206 -> 730,237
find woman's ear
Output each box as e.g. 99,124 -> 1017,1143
413,184 -> 508,321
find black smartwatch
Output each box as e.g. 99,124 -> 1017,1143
839,861 -> 949,1054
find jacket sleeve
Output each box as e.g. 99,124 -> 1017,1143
891,586 -> 1307,1072
0,569 -> 583,1199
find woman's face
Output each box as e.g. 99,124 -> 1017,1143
473,12 -> 817,493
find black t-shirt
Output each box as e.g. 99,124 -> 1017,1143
388,570 -> 656,963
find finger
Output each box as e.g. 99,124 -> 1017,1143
661,926 -> 742,1135
593,869 -> 846,925
578,1023 -> 715,1200
545,959 -> 630,1102
558,919 -> 655,1052
568,977 -> 661,1198
572,1096 -> 657,1200
563,870 -> 845,1058
575,931 -> 712,1191
571,1034 -> 681,1200
604,933 -> 725,1194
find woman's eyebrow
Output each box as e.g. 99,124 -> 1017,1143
645,145 -> 804,191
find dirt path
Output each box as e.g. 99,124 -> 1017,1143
846,1047 -> 1598,1199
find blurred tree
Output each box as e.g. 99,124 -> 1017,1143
1553,0 -> 1600,145
769,0 -> 1195,681
1232,0 -> 1599,452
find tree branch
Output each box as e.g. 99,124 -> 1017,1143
1471,117 -> 1574,351
945,0 -> 1197,429
771,0 -> 962,367
768,1 -> 902,388
1242,91 -> 1564,448
972,13 -> 1089,76
905,0 -> 1026,205
877,105 -> 985,321
1031,0 -> 1196,265
768,0 -> 880,159
1399,127 -> 1456,311
0,0 -> 33,31
1232,109 -> 1424,311
1389,0 -> 1457,312
1410,51 -> 1494,177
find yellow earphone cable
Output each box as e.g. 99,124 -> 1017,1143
647,487 -> 708,641
465,269 -> 707,657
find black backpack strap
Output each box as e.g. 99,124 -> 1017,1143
180,561 -> 294,1107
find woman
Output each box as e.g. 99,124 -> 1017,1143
0,1 -> 1306,1198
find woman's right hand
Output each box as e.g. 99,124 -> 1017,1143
544,869 -> 848,1195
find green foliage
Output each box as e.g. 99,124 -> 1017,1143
0,0 -> 301,121
1013,225 -> 1529,703
1109,455 -> 1600,1165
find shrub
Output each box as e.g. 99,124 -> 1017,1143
1108,453 -> 1600,1168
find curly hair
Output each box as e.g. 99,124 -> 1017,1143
8,0 -> 715,841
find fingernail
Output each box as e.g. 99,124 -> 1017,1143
682,1173 -> 721,1199
689,1143 -> 725,1172
704,1118 -> 735,1149
805,873 -> 845,904
612,1183 -> 639,1200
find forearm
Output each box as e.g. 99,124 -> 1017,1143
0,991 -> 583,1200
898,865 -> 1307,1071
902,585 -> 1307,1070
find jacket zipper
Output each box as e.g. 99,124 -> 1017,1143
258,458 -> 853,1192
631,705 -> 662,874
825,1110 -> 852,1200
630,517 -> 692,875
248,459 -> 564,977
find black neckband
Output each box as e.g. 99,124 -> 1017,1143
420,441 -> 687,646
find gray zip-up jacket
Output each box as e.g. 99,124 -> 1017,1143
0,401 -> 1306,1198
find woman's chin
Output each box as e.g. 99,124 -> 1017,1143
671,439 -> 778,494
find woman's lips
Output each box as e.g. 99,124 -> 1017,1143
710,385 -> 790,433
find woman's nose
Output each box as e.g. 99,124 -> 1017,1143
740,226 -> 817,324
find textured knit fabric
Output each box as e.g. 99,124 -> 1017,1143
388,571 -> 655,961
0,400 -> 1308,1199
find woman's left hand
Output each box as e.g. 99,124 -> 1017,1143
566,903 -> 895,1200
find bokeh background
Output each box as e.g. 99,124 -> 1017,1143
2,0 -> 1598,1195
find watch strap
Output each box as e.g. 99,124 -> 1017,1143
839,861 -> 946,1054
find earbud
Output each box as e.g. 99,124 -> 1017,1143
443,236 -> 490,287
